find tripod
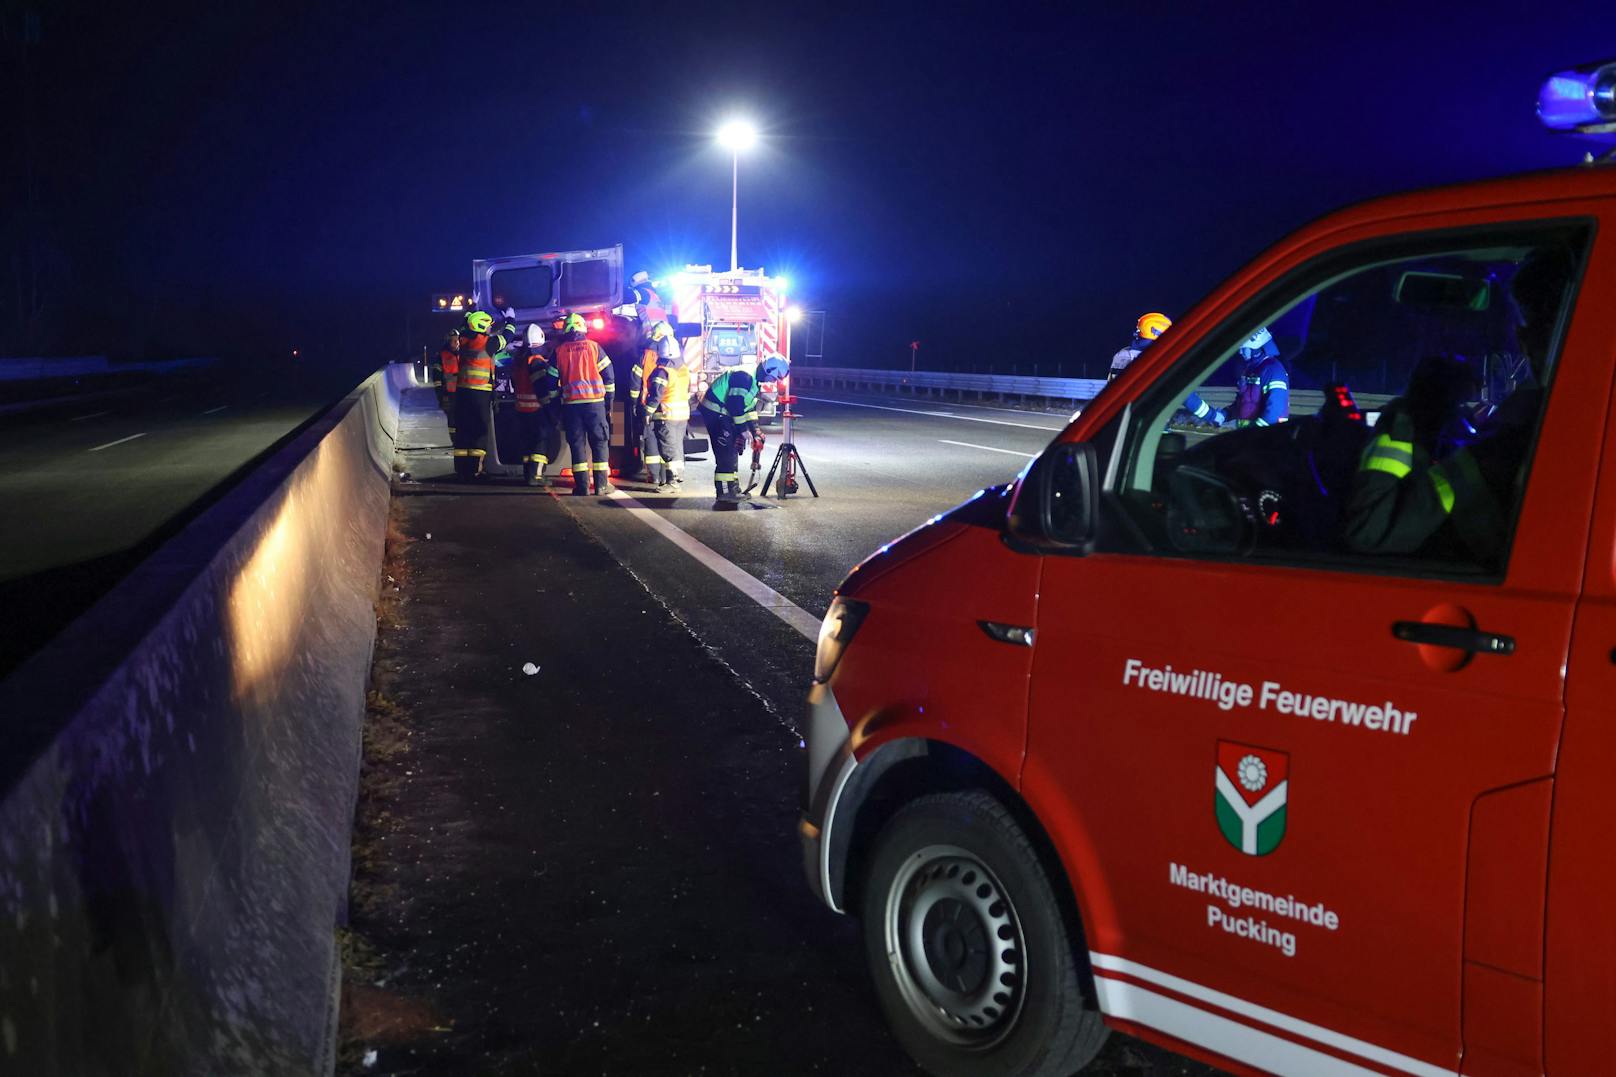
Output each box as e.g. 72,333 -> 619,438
755,394 -> 818,498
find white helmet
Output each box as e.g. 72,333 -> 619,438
525,323 -> 546,348
631,270 -> 651,286
1239,326 -> 1277,360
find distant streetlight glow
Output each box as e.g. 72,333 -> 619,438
716,118 -> 760,272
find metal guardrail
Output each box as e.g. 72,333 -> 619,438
791,366 -> 1106,404
790,366 -> 1397,415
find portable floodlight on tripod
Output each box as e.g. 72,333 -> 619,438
751,390 -> 818,498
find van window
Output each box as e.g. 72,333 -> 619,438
489,265 -> 555,311
1115,224 -> 1590,578
559,258 -> 614,306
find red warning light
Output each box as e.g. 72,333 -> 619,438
591,317 -> 605,330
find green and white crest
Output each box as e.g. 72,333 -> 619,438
1215,741 -> 1289,856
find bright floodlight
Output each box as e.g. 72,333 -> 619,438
786,305 -> 804,323
717,120 -> 758,152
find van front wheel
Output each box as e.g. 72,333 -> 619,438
860,792 -> 1107,1077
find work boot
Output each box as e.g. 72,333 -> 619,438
594,471 -> 615,496
454,455 -> 476,482
572,472 -> 591,496
731,480 -> 752,502
522,461 -> 540,487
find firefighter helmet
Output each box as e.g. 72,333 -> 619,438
525,323 -> 546,348
648,320 -> 674,341
1239,326 -> 1278,360
631,270 -> 651,286
1136,312 -> 1172,340
563,313 -> 588,334
465,310 -> 494,334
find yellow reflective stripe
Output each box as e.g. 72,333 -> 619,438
591,461 -> 610,471
700,398 -> 724,413
1359,433 -> 1415,479
715,471 -> 740,481
645,455 -> 664,464
453,449 -> 471,457
469,448 -> 487,457
1363,456 -> 1412,480
736,411 -> 758,423
1429,467 -> 1455,513
535,455 -> 549,465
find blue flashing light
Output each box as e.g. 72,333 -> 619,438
1538,61 -> 1616,133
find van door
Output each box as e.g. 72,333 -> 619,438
471,244 -> 624,323
1023,215 -> 1608,1075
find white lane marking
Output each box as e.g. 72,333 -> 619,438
87,432 -> 147,453
796,395 -> 1063,431
69,410 -> 111,422
1089,953 -> 1453,1077
603,491 -> 821,641
202,405 -> 229,415
939,439 -> 1035,457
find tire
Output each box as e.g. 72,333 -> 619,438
860,792 -> 1107,1077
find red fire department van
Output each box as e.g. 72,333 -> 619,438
800,62 -> 1616,1077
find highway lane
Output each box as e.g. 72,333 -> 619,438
394,387 -> 1068,719
0,362 -> 374,675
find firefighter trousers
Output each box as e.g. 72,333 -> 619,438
650,418 -> 686,484
563,402 -> 611,490
452,389 -> 493,478
703,412 -> 743,485
517,407 -> 563,473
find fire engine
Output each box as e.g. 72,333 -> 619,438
664,264 -> 794,425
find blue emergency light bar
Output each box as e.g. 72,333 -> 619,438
1538,59 -> 1616,133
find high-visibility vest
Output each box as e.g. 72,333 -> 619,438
557,339 -> 610,404
458,332 -> 496,392
512,360 -> 540,413
651,365 -> 691,421
637,346 -> 660,405
441,346 -> 459,392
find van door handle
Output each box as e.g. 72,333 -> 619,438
1392,621 -> 1515,656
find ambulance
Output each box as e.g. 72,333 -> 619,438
665,264 -> 793,424
800,61 -> 1616,1076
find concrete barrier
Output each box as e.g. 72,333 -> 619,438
0,364 -> 411,1075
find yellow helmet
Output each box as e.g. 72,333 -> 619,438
649,320 -> 673,341
1136,312 -> 1172,340
563,313 -> 588,334
465,310 -> 494,334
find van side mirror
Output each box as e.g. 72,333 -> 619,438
1007,442 -> 1099,552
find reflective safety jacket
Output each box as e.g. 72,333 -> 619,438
556,337 -> 615,404
647,363 -> 691,421
701,369 -> 760,426
1184,356 -> 1289,428
512,353 -> 557,413
1343,395 -> 1530,568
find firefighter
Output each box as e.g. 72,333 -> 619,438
699,367 -> 761,505
451,309 -> 516,480
644,341 -> 691,490
435,327 -> 461,435
1343,248 -> 1571,567
513,323 -> 562,486
1182,327 -> 1289,428
1110,312 -> 1171,380
630,271 -> 666,322
555,312 -> 616,495
630,320 -> 679,481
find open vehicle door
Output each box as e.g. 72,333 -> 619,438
471,245 -> 624,323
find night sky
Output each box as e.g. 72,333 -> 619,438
2,2 -> 1608,378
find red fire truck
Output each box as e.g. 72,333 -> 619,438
801,60 -> 1616,1076
665,265 -> 794,424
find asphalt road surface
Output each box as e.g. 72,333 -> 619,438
0,361 -> 366,675
346,388 -> 1215,1075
